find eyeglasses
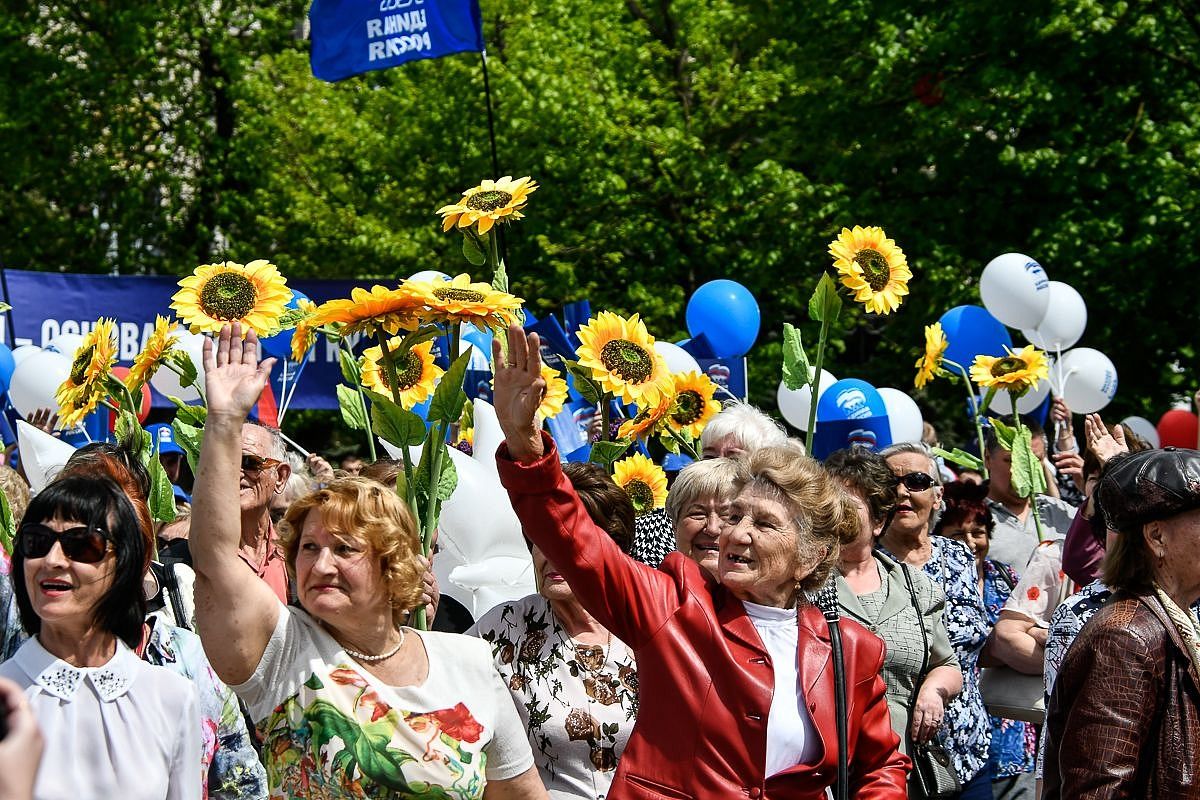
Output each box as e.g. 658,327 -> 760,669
18,524 -> 110,563
894,472 -> 936,493
241,454 -> 282,474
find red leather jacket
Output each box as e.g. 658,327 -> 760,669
497,439 -> 909,800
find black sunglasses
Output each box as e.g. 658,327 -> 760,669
18,524 -> 110,563
241,454 -> 282,474
894,472 -> 936,492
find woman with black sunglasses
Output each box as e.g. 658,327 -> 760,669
876,442 -> 992,800
0,474 -> 202,800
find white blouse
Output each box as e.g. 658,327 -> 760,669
0,636 -> 202,800
743,601 -> 820,776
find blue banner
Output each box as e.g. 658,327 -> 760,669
0,269 -> 391,411
309,0 -> 484,82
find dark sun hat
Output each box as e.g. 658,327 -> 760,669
1097,447 -> 1200,532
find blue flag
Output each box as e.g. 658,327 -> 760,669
309,0 -> 484,82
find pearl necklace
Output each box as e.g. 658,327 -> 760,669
342,628 -> 407,663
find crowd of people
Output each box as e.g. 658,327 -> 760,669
0,321 -> 1196,800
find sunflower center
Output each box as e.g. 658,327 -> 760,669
433,287 -> 486,304
599,339 -> 654,384
990,357 -> 1028,378
378,350 -> 424,391
672,390 -> 704,426
70,346 -> 95,385
198,272 -> 257,320
854,249 -> 891,291
465,190 -> 513,213
624,480 -> 654,512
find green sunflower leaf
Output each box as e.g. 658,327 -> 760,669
990,417 -> 1017,451
167,350 -> 199,389
169,402 -> 208,428
808,272 -> 843,325
563,359 -> 602,405
0,480 -> 14,558
589,440 -> 631,466
337,384 -> 369,431
147,439 -> 177,525
1010,424 -> 1048,499
172,419 -> 203,477
932,447 -> 984,473
781,323 -> 812,392
462,233 -> 487,266
364,389 -> 428,447
428,351 -> 472,425
338,347 -> 361,385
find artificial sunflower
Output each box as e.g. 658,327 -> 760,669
829,226 -> 912,315
313,285 -> 427,338
171,259 -> 291,337
970,345 -> 1050,394
538,366 -> 569,420
612,453 -> 669,515
411,273 -> 524,331
56,318 -> 118,428
617,393 -> 673,441
914,322 -> 949,389
454,427 -> 475,455
125,316 -> 180,393
575,312 -> 672,406
436,176 -> 539,235
667,372 -> 722,438
361,339 -> 444,409
288,299 -> 320,363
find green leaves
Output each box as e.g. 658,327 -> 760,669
172,420 -> 203,476
1010,424 -> 1048,500
364,389 -> 426,448
808,273 -> 843,325
462,232 -> 486,266
932,446 -> 984,473
427,351 -> 471,426
336,384 -> 369,431
563,359 -> 603,405
0,480 -> 14,558
990,417 -> 1017,451
588,440 -> 630,467
781,323 -> 811,392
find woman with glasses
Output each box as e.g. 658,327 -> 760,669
877,442 -> 991,800
0,473 -> 202,799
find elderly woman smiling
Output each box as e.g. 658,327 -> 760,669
492,326 -> 907,800
664,458 -> 740,576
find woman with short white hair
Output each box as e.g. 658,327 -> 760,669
699,402 -> 788,459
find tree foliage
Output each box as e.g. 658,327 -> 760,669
1,0 -> 1197,447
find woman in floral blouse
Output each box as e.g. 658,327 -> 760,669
472,462 -> 637,800
877,443 -> 992,799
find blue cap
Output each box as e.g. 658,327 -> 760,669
172,484 -> 191,503
146,423 -> 184,456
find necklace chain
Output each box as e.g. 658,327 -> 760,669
342,628 -> 407,663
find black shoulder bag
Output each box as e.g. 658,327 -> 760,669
813,580 -> 849,800
900,564 -> 961,800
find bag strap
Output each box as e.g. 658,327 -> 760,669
814,581 -> 849,800
160,561 -> 190,631
900,562 -> 931,756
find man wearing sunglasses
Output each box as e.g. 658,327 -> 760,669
984,423 -> 1077,576
238,421 -> 292,603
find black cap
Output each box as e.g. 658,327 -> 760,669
1097,447 -> 1200,532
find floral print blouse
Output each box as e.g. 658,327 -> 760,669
980,560 -> 1037,779
471,594 -> 638,800
879,536 -> 991,784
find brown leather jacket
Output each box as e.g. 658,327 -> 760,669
1042,592 -> 1200,799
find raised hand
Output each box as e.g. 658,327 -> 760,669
202,323 -> 276,422
491,324 -> 546,463
1083,413 -> 1127,465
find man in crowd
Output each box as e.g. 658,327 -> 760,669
238,421 -> 292,602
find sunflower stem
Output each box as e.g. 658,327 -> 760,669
341,339 -> 376,462
804,316 -> 831,452
1011,392 -> 1046,543
376,333 -> 419,517
664,425 -> 700,461
945,358 -> 988,480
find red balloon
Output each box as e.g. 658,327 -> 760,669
109,367 -> 152,429
1157,409 -> 1198,449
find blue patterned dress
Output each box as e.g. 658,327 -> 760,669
879,536 -> 991,784
981,559 -> 1037,779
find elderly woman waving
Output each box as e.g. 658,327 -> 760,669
492,326 -> 908,800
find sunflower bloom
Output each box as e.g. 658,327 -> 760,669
171,260 -> 291,337
56,318 -> 118,428
538,366 -> 569,420
575,312 -> 672,406
125,316 -> 180,393
914,322 -> 949,389
617,393 -> 673,441
613,453 -> 669,515
288,299 -> 320,363
829,226 -> 912,315
361,339 -> 444,409
410,273 -> 524,331
436,176 -> 539,235
313,285 -> 427,338
970,345 -> 1050,394
667,372 -> 722,438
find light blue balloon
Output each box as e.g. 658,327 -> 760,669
685,280 -> 760,358
261,289 -> 313,361
0,342 -> 15,394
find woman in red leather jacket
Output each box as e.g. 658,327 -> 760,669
492,326 -> 909,800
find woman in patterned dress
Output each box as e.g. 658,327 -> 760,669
877,442 -> 992,800
190,324 -> 547,800
471,462 -> 638,799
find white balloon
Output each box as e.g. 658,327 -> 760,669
9,350 -> 72,420
409,270 -> 451,283
1120,415 -> 1160,448
469,399 -> 505,477
1022,281 -> 1087,352
776,370 -> 837,431
1058,348 -> 1118,414
878,388 -> 924,443
11,345 -> 41,368
149,331 -> 207,403
653,341 -> 702,375
987,373 -> 1051,415
980,252 -> 1051,330
45,333 -> 85,358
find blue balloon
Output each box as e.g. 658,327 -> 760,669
0,343 -> 15,394
816,378 -> 888,422
261,290 -> 313,361
812,378 -> 892,459
938,305 -> 1012,373
685,280 -> 760,358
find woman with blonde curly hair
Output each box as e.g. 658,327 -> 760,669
190,324 -> 547,800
